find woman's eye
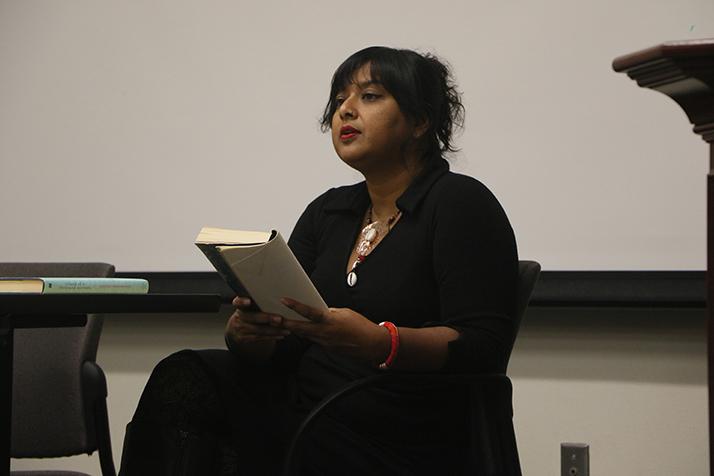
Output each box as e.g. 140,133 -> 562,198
362,93 -> 380,101
335,97 -> 345,106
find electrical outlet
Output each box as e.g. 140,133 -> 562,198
561,442 -> 589,476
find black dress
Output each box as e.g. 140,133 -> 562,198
120,157 -> 518,476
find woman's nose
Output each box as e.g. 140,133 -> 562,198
338,96 -> 357,119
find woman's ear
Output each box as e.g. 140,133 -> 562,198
413,118 -> 429,139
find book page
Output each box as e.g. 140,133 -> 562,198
196,227 -> 271,245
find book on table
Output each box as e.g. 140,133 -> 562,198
0,277 -> 149,294
195,227 -> 327,321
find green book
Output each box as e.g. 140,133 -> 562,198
0,277 -> 149,294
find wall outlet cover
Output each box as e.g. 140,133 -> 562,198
561,442 -> 589,476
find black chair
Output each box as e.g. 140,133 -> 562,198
283,260 -> 541,476
1,263 -> 117,476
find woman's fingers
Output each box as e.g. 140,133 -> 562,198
236,311 -> 279,326
280,297 -> 325,323
230,319 -> 290,338
232,296 -> 253,309
226,296 -> 293,343
226,298 -> 289,342
232,296 -> 284,326
240,335 -> 286,342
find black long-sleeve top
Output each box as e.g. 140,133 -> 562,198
273,157 -> 518,449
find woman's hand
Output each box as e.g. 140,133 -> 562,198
279,297 -> 390,364
225,296 -> 290,351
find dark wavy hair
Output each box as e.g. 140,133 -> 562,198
320,46 -> 465,163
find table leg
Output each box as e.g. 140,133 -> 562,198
0,315 -> 12,476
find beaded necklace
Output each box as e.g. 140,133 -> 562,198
346,205 -> 402,287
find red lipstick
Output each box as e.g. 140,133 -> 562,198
339,125 -> 360,141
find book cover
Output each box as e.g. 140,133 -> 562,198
196,227 -> 327,321
0,277 -> 149,294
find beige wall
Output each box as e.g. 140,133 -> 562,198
12,306 -> 708,475
1,0 -> 713,272
512,308 -> 707,475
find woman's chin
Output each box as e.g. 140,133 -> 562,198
337,151 -> 369,171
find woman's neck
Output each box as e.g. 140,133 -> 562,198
363,160 -> 422,220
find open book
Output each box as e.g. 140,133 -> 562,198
195,227 -> 327,321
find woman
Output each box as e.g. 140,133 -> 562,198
120,46 -> 518,476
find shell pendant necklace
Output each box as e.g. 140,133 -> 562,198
346,205 -> 401,287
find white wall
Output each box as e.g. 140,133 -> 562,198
1,0 -> 713,271
12,306 -> 708,475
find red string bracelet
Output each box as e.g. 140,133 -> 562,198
378,321 -> 399,370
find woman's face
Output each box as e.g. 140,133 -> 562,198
330,64 -> 418,172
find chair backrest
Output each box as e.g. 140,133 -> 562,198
0,262 -> 115,457
506,260 -> 541,364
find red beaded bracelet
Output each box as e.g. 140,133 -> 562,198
378,321 -> 399,370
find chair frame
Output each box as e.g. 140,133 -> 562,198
82,361 -> 116,476
2,262 -> 117,476
282,260 -> 540,476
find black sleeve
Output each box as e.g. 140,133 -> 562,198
424,177 -> 518,373
287,191 -> 330,276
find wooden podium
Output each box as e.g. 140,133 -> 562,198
613,39 -> 714,473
